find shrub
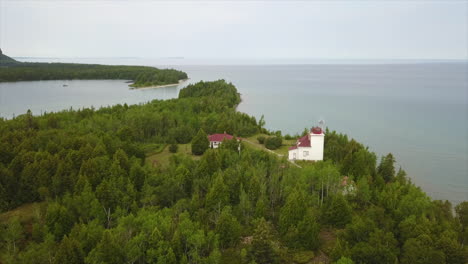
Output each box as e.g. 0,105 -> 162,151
265,136 -> 282,150
169,143 -> 178,153
257,136 -> 266,144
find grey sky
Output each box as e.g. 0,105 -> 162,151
1,0 -> 467,59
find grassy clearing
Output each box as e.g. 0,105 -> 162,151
243,134 -> 269,151
145,143 -> 200,168
0,202 -> 43,225
274,138 -> 296,156
139,143 -> 166,156
243,134 -> 296,157
144,134 -> 300,169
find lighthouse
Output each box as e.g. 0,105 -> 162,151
288,126 -> 325,161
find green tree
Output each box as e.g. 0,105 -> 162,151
378,153 -> 396,182
215,206 -> 241,248
191,129 -> 209,155
355,177 -> 371,206
46,202 -> 74,240
401,234 -> 446,264
279,190 -> 306,234
250,218 -> 277,264
258,115 -> 266,130
3,217 -> 24,254
54,236 -> 84,264
86,230 -> 126,264
296,209 -> 321,250
205,173 -> 229,217
436,231 -> 467,264
455,202 -> 468,245
321,194 -> 352,228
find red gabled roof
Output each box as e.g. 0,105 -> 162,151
297,134 -> 311,147
208,133 -> 235,142
289,134 -> 311,151
289,127 -> 323,151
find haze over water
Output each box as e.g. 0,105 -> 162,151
1,57 -> 467,204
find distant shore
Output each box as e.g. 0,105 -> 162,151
129,79 -> 189,90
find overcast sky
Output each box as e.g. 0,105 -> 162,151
0,0 -> 467,60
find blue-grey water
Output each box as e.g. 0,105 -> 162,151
0,80 -> 180,117
1,58 -> 467,205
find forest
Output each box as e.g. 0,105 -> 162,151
0,53 -> 187,88
0,79 -> 467,264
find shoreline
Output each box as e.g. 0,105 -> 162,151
129,78 -> 189,90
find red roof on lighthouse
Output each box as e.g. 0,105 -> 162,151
297,134 -> 311,147
289,134 -> 311,150
208,133 -> 236,142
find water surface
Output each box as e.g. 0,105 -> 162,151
0,79 -> 182,118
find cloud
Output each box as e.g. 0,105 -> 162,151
1,0 -> 466,59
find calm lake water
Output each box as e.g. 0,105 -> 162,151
1,58 -> 467,204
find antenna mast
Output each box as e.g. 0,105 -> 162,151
319,119 -> 325,131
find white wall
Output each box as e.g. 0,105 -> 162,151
309,133 -> 324,161
288,147 -> 313,160
288,132 -> 324,161
288,149 -> 297,160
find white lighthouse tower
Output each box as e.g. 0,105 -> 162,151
288,126 -> 325,161
309,126 -> 325,161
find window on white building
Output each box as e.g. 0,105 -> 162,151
303,151 -> 309,156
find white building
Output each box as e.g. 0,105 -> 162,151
208,133 -> 236,149
288,127 -> 325,161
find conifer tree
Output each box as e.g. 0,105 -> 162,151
191,129 -> 209,155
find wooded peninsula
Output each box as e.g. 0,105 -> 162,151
0,66 -> 467,263
0,51 -> 187,88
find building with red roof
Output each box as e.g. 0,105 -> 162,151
208,133 -> 238,148
288,126 -> 324,161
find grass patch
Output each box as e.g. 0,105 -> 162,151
275,138 -> 296,156
0,202 -> 44,225
140,143 -> 166,156
243,134 -> 296,157
243,134 -> 269,150
291,250 -> 315,264
295,160 -> 317,168
145,143 -> 200,168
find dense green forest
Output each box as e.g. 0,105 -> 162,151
0,80 -> 467,264
0,51 -> 187,87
